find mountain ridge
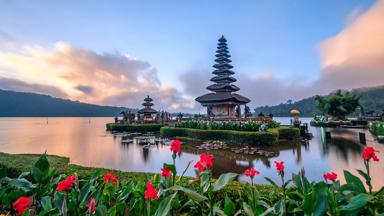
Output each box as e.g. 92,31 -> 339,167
254,85 -> 384,117
0,89 -> 134,117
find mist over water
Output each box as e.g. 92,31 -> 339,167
0,117 -> 383,189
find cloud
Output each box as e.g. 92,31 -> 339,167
0,41 -> 192,111
75,85 -> 93,94
317,0 -> 384,90
183,1 -> 384,108
0,77 -> 68,98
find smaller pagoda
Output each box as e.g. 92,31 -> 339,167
138,96 -> 158,122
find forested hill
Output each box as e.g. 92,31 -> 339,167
254,85 -> 384,117
0,89 -> 133,117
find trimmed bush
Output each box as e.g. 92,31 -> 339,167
371,121 -> 384,136
310,120 -> 368,128
160,127 -> 188,137
160,126 -> 279,146
277,127 -> 300,140
106,123 -> 164,132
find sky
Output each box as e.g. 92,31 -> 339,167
0,0 -> 383,112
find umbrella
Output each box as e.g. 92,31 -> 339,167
290,109 -> 300,115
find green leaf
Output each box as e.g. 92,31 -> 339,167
78,182 -> 92,205
154,193 -> 177,216
4,177 -> 35,193
53,192 -> 67,216
338,194 -> 374,212
343,170 -> 366,193
40,196 -> 53,210
223,196 -> 235,215
312,182 -> 329,216
117,182 -> 133,202
264,177 -> 279,188
32,154 -> 50,182
168,185 -> 207,202
243,202 -> 255,216
213,173 -> 238,191
96,204 -> 108,216
357,169 -> 371,188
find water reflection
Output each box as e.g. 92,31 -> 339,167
0,117 -> 383,190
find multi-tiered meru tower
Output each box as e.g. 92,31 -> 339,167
138,95 -> 158,121
195,36 -> 250,119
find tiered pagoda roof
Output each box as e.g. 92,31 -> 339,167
138,96 -> 158,114
195,36 -> 250,106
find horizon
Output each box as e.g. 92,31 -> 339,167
1,0 -> 384,112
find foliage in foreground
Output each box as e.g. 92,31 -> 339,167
1,142 -> 383,215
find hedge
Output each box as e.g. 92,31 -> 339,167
310,120 -> 368,128
161,127 -> 279,146
371,121 -> 384,136
272,127 -> 300,140
106,123 -> 164,132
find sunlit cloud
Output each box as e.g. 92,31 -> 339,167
0,41 -> 192,111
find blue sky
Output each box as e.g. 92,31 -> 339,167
0,0 -> 383,111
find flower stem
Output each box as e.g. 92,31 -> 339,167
364,160 -> 372,194
146,200 -> 151,216
281,174 -> 287,215
332,181 -> 337,216
172,157 -> 176,186
251,178 -> 256,211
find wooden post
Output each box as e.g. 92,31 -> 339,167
325,131 -> 331,140
359,132 -> 366,145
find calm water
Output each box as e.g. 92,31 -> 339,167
0,117 -> 383,189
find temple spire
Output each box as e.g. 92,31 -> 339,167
195,36 -> 250,119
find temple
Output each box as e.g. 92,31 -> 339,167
138,95 -> 158,122
195,36 -> 250,119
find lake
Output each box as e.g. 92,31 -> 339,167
0,117 -> 383,189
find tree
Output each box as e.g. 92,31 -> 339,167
315,90 -> 360,120
244,105 -> 252,117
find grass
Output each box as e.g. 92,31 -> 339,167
0,152 -> 69,174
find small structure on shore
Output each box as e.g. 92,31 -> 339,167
138,96 -> 158,122
291,109 -> 301,127
195,36 -> 250,119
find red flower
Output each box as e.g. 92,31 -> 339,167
12,196 -> 30,216
161,167 -> 172,177
170,139 -> 181,153
86,198 -> 97,214
57,175 -> 76,192
144,182 -> 158,200
194,152 -> 214,172
323,172 -> 338,182
244,167 -> 260,178
103,172 -> 118,184
274,161 -> 284,172
361,146 -> 379,162
194,161 -> 205,172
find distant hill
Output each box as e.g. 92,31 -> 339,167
254,85 -> 384,117
0,89 -> 134,117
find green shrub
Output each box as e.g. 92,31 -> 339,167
371,121 -> 384,136
160,127 -> 279,146
351,119 -> 369,126
277,127 -> 300,140
106,123 -> 164,132
310,120 -> 369,128
174,120 -> 280,132
160,127 -> 188,137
